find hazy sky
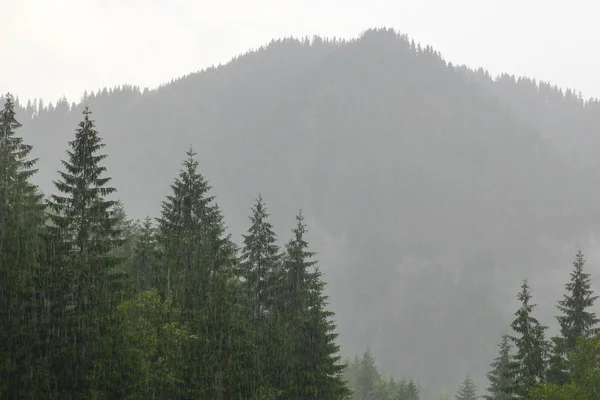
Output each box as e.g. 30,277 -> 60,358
2,0 -> 599,104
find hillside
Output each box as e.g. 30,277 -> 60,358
9,27 -> 600,394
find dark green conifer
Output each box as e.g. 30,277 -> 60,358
45,106 -> 123,398
508,280 -> 548,398
238,194 -> 282,394
156,147 -> 242,399
484,334 -> 514,400
156,146 -> 217,303
0,93 -> 46,398
547,250 -> 599,385
281,211 -> 349,399
239,193 -> 281,317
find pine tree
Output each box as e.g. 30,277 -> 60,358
0,93 -> 46,398
280,211 -> 350,399
508,280 -> 548,398
156,146 -> 216,304
239,194 -> 281,315
156,147 -> 243,399
238,194 -> 282,394
547,250 -> 599,385
45,106 -> 123,398
455,375 -> 478,400
303,265 -> 350,399
485,334 -> 514,400
405,379 -> 420,400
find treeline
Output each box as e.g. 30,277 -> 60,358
483,250 -> 600,399
0,93 -> 349,399
338,250 -> 600,400
342,349 -> 421,400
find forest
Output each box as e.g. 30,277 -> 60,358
3,28 -> 600,399
2,91 -> 600,399
0,95 -> 350,399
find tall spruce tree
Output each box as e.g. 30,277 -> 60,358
238,194 -> 282,394
0,93 -> 46,398
455,375 -> 478,400
156,147 -> 243,399
239,194 -> 281,316
508,280 -> 548,399
485,334 -> 514,400
156,146 -> 216,303
281,211 -> 349,399
547,250 -> 599,385
45,106 -> 123,398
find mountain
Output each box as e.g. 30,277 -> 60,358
7,27 -> 600,394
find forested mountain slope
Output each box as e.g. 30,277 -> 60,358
8,27 -> 600,393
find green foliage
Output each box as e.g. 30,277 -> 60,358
277,211 -> 350,399
455,375 -> 478,400
344,350 -> 421,400
528,382 -> 583,400
88,289 -> 196,399
569,334 -> 600,398
0,93 -> 46,398
508,280 -> 549,398
238,194 -> 283,393
547,251 -> 599,385
155,147 -> 246,398
529,334 -> 600,399
42,106 -> 125,398
485,334 -> 514,400
130,216 -> 159,292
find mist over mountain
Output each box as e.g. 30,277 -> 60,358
8,27 -> 600,394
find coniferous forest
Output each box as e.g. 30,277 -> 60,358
3,28 -> 600,399
1,96 -> 350,399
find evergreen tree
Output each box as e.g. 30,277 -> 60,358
405,379 -> 420,400
156,147 -> 243,399
455,375 -> 478,400
485,334 -> 514,400
0,93 -> 46,398
45,106 -> 123,398
239,193 -> 281,315
280,211 -> 350,399
238,194 -> 282,394
356,349 -> 380,399
547,250 -> 599,385
508,280 -> 548,398
303,265 -> 350,399
155,146 -> 216,304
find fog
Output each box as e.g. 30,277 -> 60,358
3,3 -> 600,400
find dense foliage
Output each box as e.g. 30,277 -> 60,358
482,252 -> 600,400
0,95 -> 348,399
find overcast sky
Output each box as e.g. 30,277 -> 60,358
2,0 -> 599,104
